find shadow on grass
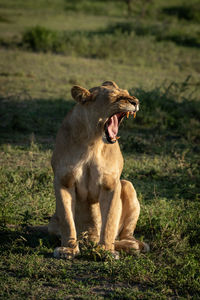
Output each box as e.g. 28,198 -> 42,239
132,164 -> 199,203
0,79 -> 199,151
0,226 -> 59,257
0,95 -> 74,146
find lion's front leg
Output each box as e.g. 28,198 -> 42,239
99,181 -> 122,253
53,182 -> 79,259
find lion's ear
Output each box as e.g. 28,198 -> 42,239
102,81 -> 119,89
71,85 -> 91,103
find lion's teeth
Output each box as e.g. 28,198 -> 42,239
116,136 -> 120,140
126,112 -> 130,118
111,138 -> 116,142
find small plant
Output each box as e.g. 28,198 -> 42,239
78,232 -> 118,262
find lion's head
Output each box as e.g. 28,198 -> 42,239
71,81 -> 139,144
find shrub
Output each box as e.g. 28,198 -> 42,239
106,21 -> 200,48
163,2 -> 200,23
21,21 -> 200,59
22,26 -> 61,52
21,26 -> 136,59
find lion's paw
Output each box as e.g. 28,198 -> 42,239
53,246 -> 80,259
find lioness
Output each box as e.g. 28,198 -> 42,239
48,81 -> 149,259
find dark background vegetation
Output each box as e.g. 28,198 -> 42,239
0,0 -> 199,299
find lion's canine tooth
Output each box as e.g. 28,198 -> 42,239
111,138 -> 116,142
126,112 -> 130,118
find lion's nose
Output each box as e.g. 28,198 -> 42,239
130,97 -> 139,111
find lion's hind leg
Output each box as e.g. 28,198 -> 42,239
115,180 -> 149,253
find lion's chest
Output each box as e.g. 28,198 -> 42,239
75,153 -> 122,203
75,162 -> 103,203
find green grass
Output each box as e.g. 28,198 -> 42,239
0,0 -> 200,299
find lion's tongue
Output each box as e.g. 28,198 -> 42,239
107,114 -> 119,139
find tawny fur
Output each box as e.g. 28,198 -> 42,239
48,81 -> 149,259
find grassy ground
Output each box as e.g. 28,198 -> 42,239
0,0 -> 200,299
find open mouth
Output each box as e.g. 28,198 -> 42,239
104,111 -> 136,144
